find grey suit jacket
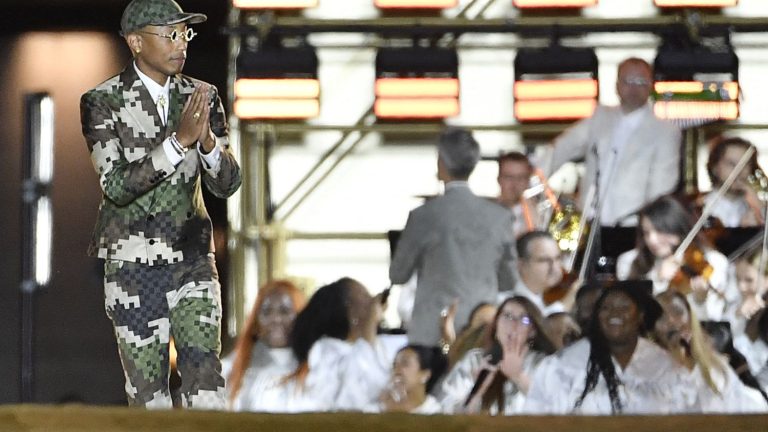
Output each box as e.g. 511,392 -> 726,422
389,183 -> 517,346
550,104 -> 681,226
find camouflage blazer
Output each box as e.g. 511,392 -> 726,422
80,64 -> 241,266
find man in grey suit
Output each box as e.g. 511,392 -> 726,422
389,128 -> 517,346
549,57 -> 681,227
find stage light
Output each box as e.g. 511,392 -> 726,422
513,46 -> 598,122
654,0 -> 737,7
653,39 -> 739,125
233,0 -> 318,9
513,0 -> 597,7
235,43 -> 320,120
374,47 -> 459,119
375,0 -> 458,8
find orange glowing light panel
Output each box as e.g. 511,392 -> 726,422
234,78 -> 320,119
514,79 -> 598,100
376,78 -> 459,98
375,98 -> 460,119
654,101 -> 739,120
654,81 -> 739,100
233,0 -> 318,8
654,0 -> 737,6
514,100 -> 597,121
235,78 -> 320,99
234,99 -> 320,119
513,0 -> 597,7
375,0 -> 457,7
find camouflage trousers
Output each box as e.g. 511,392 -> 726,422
103,253 -> 225,409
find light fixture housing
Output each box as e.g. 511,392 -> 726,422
374,47 -> 460,119
375,0 -> 457,8
653,39 -> 739,124
513,46 -> 599,122
513,0 -> 597,8
654,0 -> 737,7
232,0 -> 318,9
235,42 -> 320,120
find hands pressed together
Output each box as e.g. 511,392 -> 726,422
176,83 -> 216,153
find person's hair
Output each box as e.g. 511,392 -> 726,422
629,195 -> 695,278
480,296 -> 557,411
706,136 -> 760,186
574,279 -> 607,333
227,280 -> 306,403
573,281 -> 662,414
746,307 -> 768,344
397,344 -> 448,394
516,230 -> 555,260
618,57 -> 653,78
288,277 -> 363,385
438,127 -> 480,180
497,151 -> 532,173
654,290 -> 726,395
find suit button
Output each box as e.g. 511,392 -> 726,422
186,212 -> 193,219
160,171 -> 166,176
148,239 -> 156,245
147,214 -> 155,221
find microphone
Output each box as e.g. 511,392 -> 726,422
463,342 -> 503,407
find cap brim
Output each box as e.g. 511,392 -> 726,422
151,12 -> 207,27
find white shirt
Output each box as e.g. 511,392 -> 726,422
734,335 -> 768,387
133,62 -> 223,172
598,106 -> 646,222
689,362 -> 768,413
524,338 -> 696,415
301,336 -> 395,412
437,347 -> 545,415
615,248 -> 733,321
222,342 -> 302,412
704,192 -> 752,227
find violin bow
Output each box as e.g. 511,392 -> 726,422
673,146 -> 756,263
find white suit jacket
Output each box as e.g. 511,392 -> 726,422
550,104 -> 681,226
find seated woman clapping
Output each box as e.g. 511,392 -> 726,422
437,296 -> 557,415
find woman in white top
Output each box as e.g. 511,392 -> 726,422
438,296 -> 557,415
287,277 -> 395,412
654,290 -> 767,412
616,195 -> 731,321
223,280 -> 307,412
703,136 -> 765,228
525,280 -> 696,415
725,250 -> 768,337
377,345 -> 447,414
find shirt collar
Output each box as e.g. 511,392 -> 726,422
133,62 -> 170,104
444,180 -> 470,191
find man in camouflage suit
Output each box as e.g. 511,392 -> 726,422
79,0 -> 241,409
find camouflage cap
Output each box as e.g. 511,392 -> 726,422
120,0 -> 207,36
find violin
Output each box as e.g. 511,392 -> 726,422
668,146 -> 756,298
669,246 -> 715,296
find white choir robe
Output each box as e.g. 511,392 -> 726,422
524,338 -> 696,415
690,362 -> 768,413
734,334 -> 768,391
365,395 -> 444,414
302,336 -> 395,411
437,348 -> 545,415
222,342 -> 308,412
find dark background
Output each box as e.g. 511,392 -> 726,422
0,0 -> 231,404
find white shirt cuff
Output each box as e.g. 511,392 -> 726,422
162,137 -> 185,166
197,143 -> 222,174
